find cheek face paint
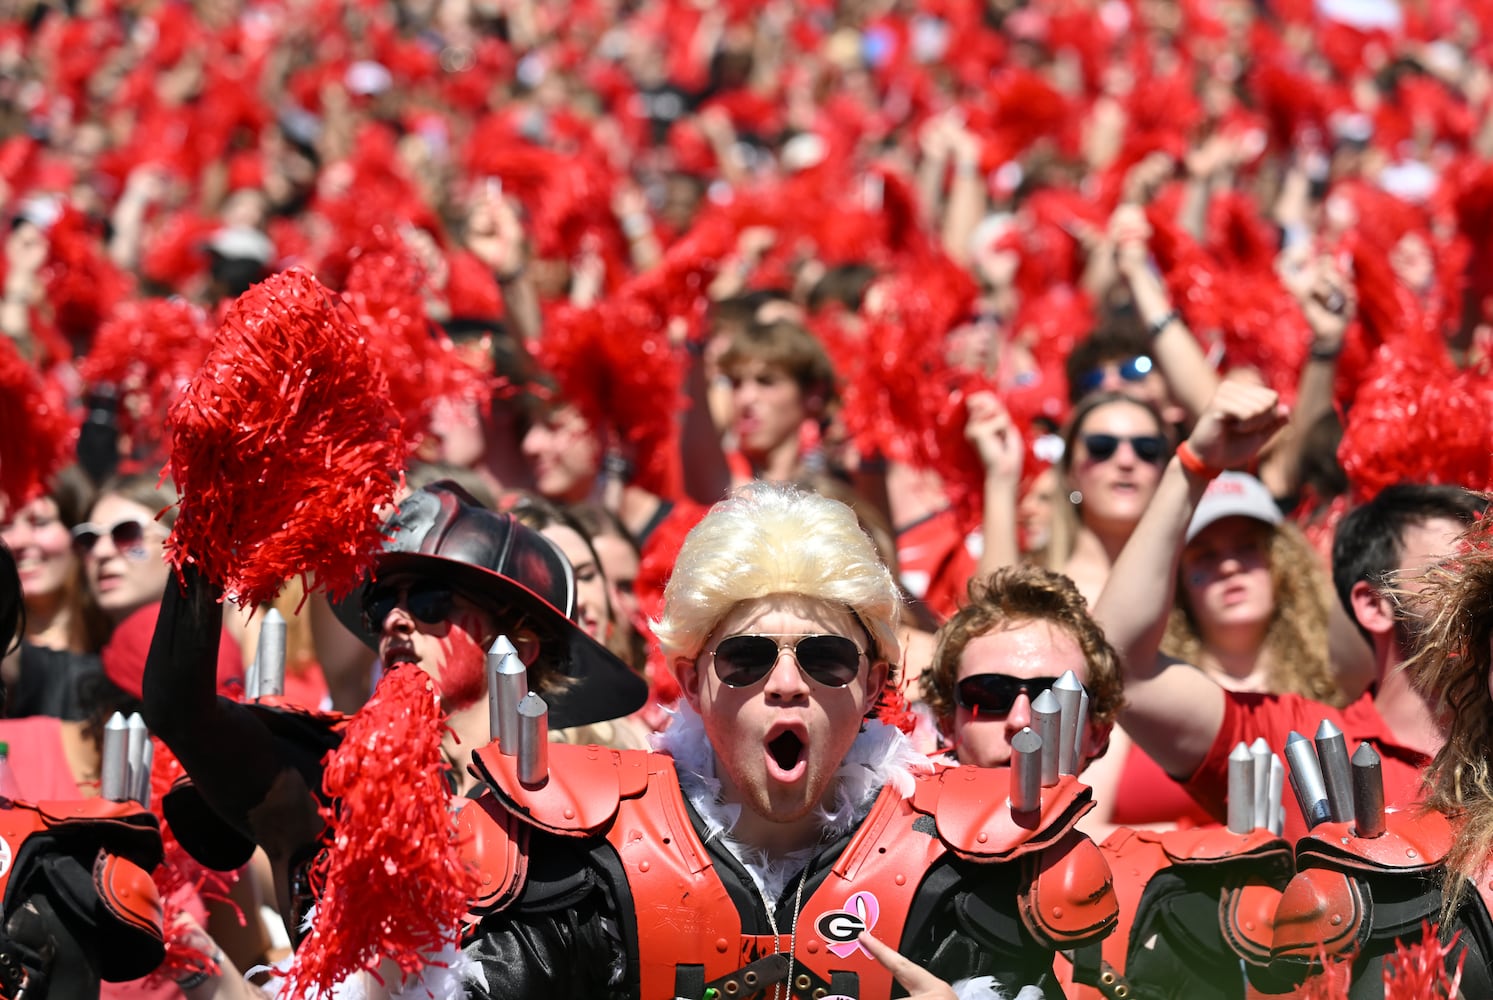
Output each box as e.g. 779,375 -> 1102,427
435,614 -> 490,710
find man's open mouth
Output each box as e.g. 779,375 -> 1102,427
767,731 -> 805,773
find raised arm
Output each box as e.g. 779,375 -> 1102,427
1110,204 -> 1219,423
965,391 -> 1023,579
141,567 -> 324,859
1093,381 -> 1287,779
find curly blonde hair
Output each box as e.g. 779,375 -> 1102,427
1400,519 -> 1493,920
1162,521 -> 1341,704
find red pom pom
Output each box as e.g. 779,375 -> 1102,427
42,203 -> 133,348
1338,349 -> 1493,502
1381,921 -> 1467,999
340,234 -> 498,446
282,664 -> 477,999
165,268 -> 406,608
79,298 -> 216,467
0,337 -> 75,511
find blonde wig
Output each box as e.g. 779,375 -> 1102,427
653,482 -> 901,669
1163,521 -> 1341,704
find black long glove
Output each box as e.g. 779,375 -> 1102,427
140,566 -> 335,872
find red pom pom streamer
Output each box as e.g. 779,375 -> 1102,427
1338,348 -> 1493,503
340,233 -> 499,446
165,268 -> 405,609
1300,921 -> 1464,999
281,664 -> 477,1000
79,298 -> 216,468
0,336 -> 75,511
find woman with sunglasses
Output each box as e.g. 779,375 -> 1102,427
461,482 -> 1112,999
1046,390 -> 1173,607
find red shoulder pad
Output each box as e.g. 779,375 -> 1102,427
1221,883 -> 1283,965
92,851 -> 167,982
1295,809 -> 1452,876
1158,826 -> 1292,869
1018,829 -> 1119,948
470,742 -> 652,836
455,795 -> 529,918
911,766 -> 1092,862
1270,867 -> 1366,962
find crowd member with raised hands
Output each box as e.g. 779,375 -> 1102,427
1092,380 -> 1487,841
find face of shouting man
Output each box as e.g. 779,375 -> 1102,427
678,593 -> 887,849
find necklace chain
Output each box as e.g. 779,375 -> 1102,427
757,866 -> 812,1000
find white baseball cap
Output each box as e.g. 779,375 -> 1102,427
1186,472 -> 1282,543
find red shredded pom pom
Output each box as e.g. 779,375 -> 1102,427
340,234 -> 499,446
1338,349 -> 1493,502
165,268 -> 406,608
0,336 -> 75,511
1382,921 -> 1466,999
282,664 -> 477,999
79,298 -> 216,468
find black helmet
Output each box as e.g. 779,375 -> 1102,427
333,481 -> 647,730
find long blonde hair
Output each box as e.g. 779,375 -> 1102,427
1162,521 -> 1340,704
1401,523 -> 1493,920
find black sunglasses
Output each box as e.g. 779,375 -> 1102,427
1081,433 -> 1168,465
362,580 -> 458,633
71,519 -> 155,556
955,673 -> 1059,715
710,633 -> 866,689
1076,354 -> 1154,396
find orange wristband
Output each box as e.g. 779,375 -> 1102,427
1176,440 -> 1222,480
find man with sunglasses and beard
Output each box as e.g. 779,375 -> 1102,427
458,482 -> 1116,1000
141,481 -> 649,953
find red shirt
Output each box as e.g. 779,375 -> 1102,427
1182,691 -> 1430,842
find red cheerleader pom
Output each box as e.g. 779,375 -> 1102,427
341,234 -> 498,445
165,268 -> 406,609
1381,921 -> 1466,999
42,203 -> 133,348
79,298 -> 216,467
282,664 -> 476,999
0,337 -> 75,511
1338,348 -> 1493,503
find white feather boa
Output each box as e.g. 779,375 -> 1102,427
656,703 -> 931,902
657,705 -> 1039,1000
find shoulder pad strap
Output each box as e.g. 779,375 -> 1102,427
1220,882 -> 1283,965
1159,826 -> 1293,870
1296,810 -> 1452,876
1018,828 -> 1119,948
34,799 -> 164,871
911,767 -> 1092,861
1271,867 -> 1367,963
471,742 -> 652,836
455,795 -> 529,918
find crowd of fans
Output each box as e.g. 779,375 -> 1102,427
4,0 -> 1493,996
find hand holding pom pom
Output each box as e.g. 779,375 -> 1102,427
165,268 -> 406,609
